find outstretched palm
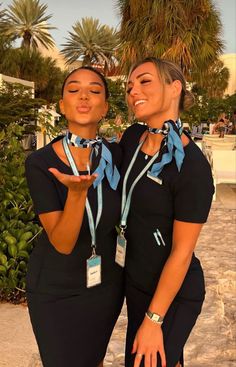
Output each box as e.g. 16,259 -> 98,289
49,168 -> 97,193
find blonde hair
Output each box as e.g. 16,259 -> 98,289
127,57 -> 194,112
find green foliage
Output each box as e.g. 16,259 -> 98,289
0,82 -> 45,130
37,108 -> 66,139
0,48 -> 67,103
182,91 -> 236,127
0,123 -> 42,302
99,78 -> 129,139
106,78 -> 128,119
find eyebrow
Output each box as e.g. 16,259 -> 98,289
128,72 -> 153,85
66,80 -> 103,87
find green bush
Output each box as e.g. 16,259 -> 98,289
0,123 -> 42,303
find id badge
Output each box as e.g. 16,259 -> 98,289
115,234 -> 127,267
86,255 -> 102,288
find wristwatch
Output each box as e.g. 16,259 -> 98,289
145,310 -> 164,325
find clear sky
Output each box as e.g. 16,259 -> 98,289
2,0 -> 236,54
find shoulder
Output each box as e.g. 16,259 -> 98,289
124,122 -> 146,138
120,122 -> 146,148
184,140 -> 211,170
175,140 -> 214,190
25,145 -> 49,166
25,136 -> 64,169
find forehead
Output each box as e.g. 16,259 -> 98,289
65,69 -> 104,86
129,62 -> 159,81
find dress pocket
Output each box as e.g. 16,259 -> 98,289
153,228 -> 166,246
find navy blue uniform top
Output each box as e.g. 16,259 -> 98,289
119,123 -> 214,295
25,136 -> 123,296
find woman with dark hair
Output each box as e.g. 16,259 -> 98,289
25,66 -> 124,367
119,58 -> 214,367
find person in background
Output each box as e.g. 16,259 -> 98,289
25,66 -> 124,367
212,112 -> 229,137
119,57 -> 214,367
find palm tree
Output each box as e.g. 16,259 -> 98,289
193,59 -> 229,98
0,0 -> 55,49
117,0 -> 224,77
61,17 -> 120,74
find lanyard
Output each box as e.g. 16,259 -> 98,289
63,137 -> 102,249
120,140 -> 159,227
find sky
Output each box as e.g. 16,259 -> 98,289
2,0 -> 236,54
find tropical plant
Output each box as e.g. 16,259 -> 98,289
117,0 -> 224,77
0,82 -> 45,130
0,123 -> 42,303
181,91 -> 236,128
0,0 -> 55,49
192,59 -> 230,98
0,48 -> 66,102
61,17 -> 120,74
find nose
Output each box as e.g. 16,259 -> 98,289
78,88 -> 89,100
129,83 -> 140,97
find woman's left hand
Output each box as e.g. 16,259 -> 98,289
132,317 -> 166,367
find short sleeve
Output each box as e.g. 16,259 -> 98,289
119,123 -> 146,152
25,152 -> 63,215
174,151 -> 214,223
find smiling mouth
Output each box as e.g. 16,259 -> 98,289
134,100 -> 146,107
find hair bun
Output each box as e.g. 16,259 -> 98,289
183,90 -> 195,111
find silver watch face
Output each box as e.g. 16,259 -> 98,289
152,314 -> 161,322
147,310 -> 163,323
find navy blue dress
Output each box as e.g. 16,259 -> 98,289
25,137 -> 124,367
119,124 -> 214,367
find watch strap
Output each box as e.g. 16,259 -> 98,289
145,310 -> 164,325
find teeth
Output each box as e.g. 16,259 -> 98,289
134,100 -> 145,106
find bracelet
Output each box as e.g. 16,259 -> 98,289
145,310 -> 164,325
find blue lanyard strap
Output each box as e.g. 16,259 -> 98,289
63,137 -> 102,247
121,140 -> 160,227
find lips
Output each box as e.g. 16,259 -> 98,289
76,105 -> 91,113
134,100 -> 146,107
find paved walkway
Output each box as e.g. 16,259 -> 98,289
0,183 -> 235,367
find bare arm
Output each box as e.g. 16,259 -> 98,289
149,220 -> 203,315
132,220 -> 203,367
39,168 -> 97,255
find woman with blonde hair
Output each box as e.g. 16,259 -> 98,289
118,57 -> 214,367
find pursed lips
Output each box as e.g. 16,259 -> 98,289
76,105 -> 91,113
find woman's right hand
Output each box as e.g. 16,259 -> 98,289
48,168 -> 97,193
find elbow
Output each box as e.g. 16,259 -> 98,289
170,247 -> 193,266
49,234 -> 74,255
51,242 -> 73,255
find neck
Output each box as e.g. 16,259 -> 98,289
144,133 -> 163,152
146,112 -> 178,129
68,122 -> 98,139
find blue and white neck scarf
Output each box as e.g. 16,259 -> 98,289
66,131 -> 120,190
66,131 -> 102,156
147,119 -> 185,179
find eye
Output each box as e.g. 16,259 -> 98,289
68,89 -> 78,93
126,87 -> 132,94
140,79 -> 151,84
90,90 -> 101,94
